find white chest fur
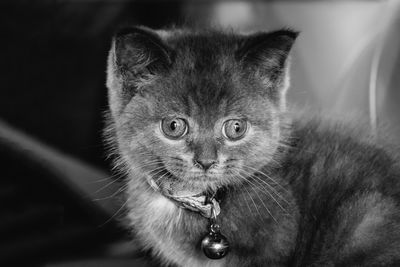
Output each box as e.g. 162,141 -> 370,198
126,182 -> 225,267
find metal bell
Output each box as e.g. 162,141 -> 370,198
201,223 -> 229,259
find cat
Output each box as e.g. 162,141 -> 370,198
105,26 -> 400,266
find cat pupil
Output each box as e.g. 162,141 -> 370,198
234,123 -> 240,132
170,121 -> 177,131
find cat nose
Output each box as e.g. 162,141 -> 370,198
193,159 -> 217,171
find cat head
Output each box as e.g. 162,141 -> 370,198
106,26 -> 297,196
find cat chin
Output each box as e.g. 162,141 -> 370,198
146,169 -> 223,198
148,176 -> 215,198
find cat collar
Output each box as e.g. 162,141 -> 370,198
148,178 -> 230,259
167,192 -> 229,260
167,193 -> 220,218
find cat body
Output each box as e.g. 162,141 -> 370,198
105,26 -> 400,266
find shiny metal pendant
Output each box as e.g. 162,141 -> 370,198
201,200 -> 229,259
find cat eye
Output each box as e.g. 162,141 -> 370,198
161,118 -> 188,139
222,119 -> 248,141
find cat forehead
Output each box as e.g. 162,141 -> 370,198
164,31 -> 242,69
152,86 -> 268,122
154,33 -> 246,105
158,66 -> 245,115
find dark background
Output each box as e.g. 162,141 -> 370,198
0,1 -> 187,265
0,1 -> 184,169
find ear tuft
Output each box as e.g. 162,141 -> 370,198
236,29 -> 299,71
113,26 -> 173,76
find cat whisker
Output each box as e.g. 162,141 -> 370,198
238,168 -> 292,206
268,157 -> 283,168
140,166 -> 169,192
139,164 -> 170,192
241,181 -> 265,223
99,197 -> 130,227
93,177 -> 124,195
277,140 -> 294,149
86,171 -> 124,184
147,166 -> 170,182
237,171 -> 291,216
92,183 -> 128,201
243,185 -> 267,225
227,171 -> 263,227
116,156 -> 162,171
128,159 -> 164,172
242,165 -> 290,194
95,160 -> 163,194
240,166 -> 293,216
231,169 -> 278,223
142,169 -> 170,195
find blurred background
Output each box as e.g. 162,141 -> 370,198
0,0 -> 399,266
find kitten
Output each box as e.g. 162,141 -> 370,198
105,26 -> 400,266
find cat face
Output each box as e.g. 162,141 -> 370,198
107,27 -> 297,195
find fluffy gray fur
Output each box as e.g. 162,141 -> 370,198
105,26 -> 400,267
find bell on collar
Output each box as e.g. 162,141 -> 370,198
201,199 -> 229,259
201,223 -> 229,259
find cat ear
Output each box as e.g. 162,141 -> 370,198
106,26 -> 173,116
236,29 -> 299,76
113,26 -> 173,76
